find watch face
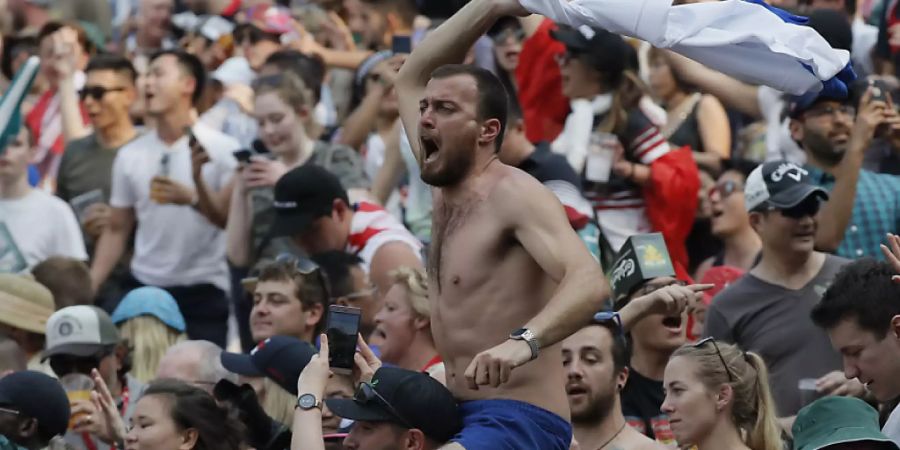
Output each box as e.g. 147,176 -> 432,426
511,328 -> 527,338
298,394 -> 317,409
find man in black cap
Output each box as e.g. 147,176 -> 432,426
0,370 -> 70,450
705,160 -> 860,419
270,165 -> 423,299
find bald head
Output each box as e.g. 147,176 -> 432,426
155,340 -> 237,392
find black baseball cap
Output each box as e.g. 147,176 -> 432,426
325,367 -> 461,443
270,165 -> 349,238
744,161 -> 829,212
220,336 -> 317,395
550,24 -> 633,77
0,371 -> 70,440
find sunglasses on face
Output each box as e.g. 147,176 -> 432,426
354,382 -> 414,429
49,350 -> 109,377
0,406 -> 20,416
491,27 -> 525,45
79,86 -> 126,101
768,197 -> 822,220
692,337 -> 735,382
709,180 -> 742,200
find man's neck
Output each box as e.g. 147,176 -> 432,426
135,29 -> 163,51
505,142 -> 536,167
396,335 -> 439,372
804,150 -> 839,174
439,152 -> 501,199
630,346 -> 669,381
573,398 -> 627,449
723,228 -> 762,266
753,248 -> 825,288
96,120 -> 137,149
155,108 -> 193,145
0,175 -> 31,200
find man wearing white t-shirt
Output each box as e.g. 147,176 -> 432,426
0,127 -> 87,272
90,49 -> 238,347
270,164 -> 423,299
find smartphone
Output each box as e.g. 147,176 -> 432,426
233,149 -> 253,164
870,80 -> 888,103
251,139 -> 270,154
326,305 -> 361,374
392,35 -> 412,54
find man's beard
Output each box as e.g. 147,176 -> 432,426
802,127 -> 847,167
571,385 -> 617,425
420,147 -> 474,187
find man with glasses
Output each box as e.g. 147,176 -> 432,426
312,251 -> 381,341
42,305 -> 144,450
0,371 -> 70,450
247,257 -> 331,345
788,84 -> 900,261
561,312 -> 666,450
704,160 -> 861,420
56,54 -> 139,312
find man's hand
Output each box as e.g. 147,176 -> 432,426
369,55 -> 407,92
83,203 -> 112,240
816,370 -> 867,397
298,334 -> 332,399
849,87 -> 888,156
880,233 -> 900,284
631,283 -> 714,318
464,338 -> 533,389
242,158 -> 289,189
189,135 -> 211,180
150,176 -> 197,205
353,334 -> 382,385
51,27 -> 80,79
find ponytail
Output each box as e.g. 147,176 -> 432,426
671,343 -> 782,450
597,69 -> 650,137
743,352 -> 782,450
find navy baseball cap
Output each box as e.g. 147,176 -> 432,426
0,371 -> 70,440
744,161 -> 829,212
325,367 -> 461,443
270,165 -> 348,237
220,336 -> 317,395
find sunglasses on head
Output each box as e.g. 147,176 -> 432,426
274,253 -> 331,298
592,311 -> 624,336
709,180 -> 742,199
767,196 -> 822,219
354,382 -> 414,429
79,86 -> 126,101
692,337 -> 735,382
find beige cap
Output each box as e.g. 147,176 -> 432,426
0,274 -> 55,334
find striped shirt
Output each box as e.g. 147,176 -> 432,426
346,202 -> 423,272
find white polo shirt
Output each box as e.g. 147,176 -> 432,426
110,122 -> 238,291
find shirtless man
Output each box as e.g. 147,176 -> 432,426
395,0 -> 608,448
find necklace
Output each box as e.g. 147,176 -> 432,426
597,421 -> 627,450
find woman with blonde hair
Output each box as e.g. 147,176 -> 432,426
372,266 -> 444,382
661,338 -> 782,450
111,287 -> 187,383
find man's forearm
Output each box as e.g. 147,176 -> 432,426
194,177 -> 230,228
525,267 -> 607,347
337,89 -> 384,150
815,152 -> 863,251
90,229 -> 127,290
398,0 -> 505,90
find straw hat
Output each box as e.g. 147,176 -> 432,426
0,274 -> 55,334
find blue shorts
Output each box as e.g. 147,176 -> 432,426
451,399 -> 572,450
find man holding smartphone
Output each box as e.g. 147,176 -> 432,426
393,0 -> 608,448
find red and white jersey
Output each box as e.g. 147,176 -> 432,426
346,202 -> 423,272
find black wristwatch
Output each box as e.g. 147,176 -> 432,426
296,393 -> 322,411
509,328 -> 540,361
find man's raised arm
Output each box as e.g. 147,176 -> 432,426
395,0 -> 527,165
